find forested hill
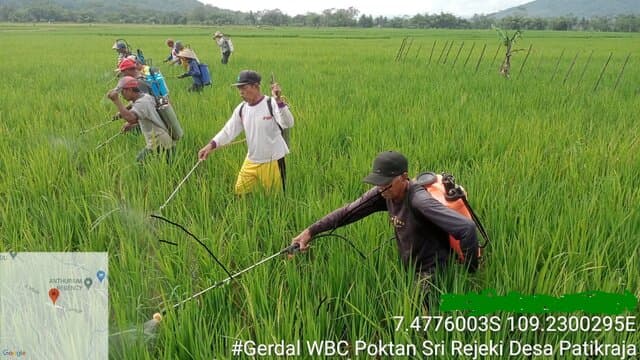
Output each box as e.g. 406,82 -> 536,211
492,0 -> 640,19
1,0 -> 639,32
0,0 -> 203,13
0,0 -> 249,23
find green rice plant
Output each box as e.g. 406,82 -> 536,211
0,23 -> 638,359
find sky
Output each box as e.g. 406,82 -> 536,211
199,0 -> 534,18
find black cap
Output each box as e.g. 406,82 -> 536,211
363,151 -> 408,186
232,70 -> 261,86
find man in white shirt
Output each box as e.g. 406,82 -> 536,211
198,70 -> 294,194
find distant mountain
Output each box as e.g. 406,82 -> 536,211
0,0 -> 204,13
491,0 -> 640,19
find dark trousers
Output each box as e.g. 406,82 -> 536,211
221,51 -> 231,64
277,157 -> 286,192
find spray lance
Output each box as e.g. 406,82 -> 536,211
145,243 -> 300,328
116,186 -> 390,340
116,180 -> 392,340
80,120 -> 115,135
132,214 -> 300,336
156,139 -> 245,213
94,131 -> 122,150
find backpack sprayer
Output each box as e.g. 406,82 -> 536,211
414,172 -> 490,262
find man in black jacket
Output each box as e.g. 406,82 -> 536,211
291,151 -> 479,296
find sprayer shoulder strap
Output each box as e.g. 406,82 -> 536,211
239,97 -> 281,132
406,181 -> 491,246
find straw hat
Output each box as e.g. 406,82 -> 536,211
177,48 -> 198,60
213,31 -> 223,38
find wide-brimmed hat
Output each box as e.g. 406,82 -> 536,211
213,31 -> 223,38
177,48 -> 198,59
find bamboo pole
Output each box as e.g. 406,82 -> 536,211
428,40 -> 437,64
463,42 -> 476,68
613,53 -> 631,90
475,44 -> 487,74
576,50 -> 594,88
517,44 -> 533,77
442,40 -> 455,64
593,52 -> 613,92
549,48 -> 565,82
436,40 -> 449,64
562,51 -> 580,85
452,42 -> 465,66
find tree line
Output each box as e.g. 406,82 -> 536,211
1,4 -> 639,32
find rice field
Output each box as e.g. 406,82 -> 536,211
0,23 -> 639,359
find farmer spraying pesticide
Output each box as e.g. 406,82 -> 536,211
163,38 -> 180,65
107,76 -> 176,163
176,48 -> 210,92
198,70 -> 294,195
291,151 -> 481,306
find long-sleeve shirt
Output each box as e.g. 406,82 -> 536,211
185,59 -> 202,86
216,38 -> 231,53
212,96 -> 294,163
308,183 -> 479,273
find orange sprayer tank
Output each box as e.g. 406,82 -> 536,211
415,172 -> 482,262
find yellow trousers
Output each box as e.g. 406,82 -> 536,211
234,157 -> 285,195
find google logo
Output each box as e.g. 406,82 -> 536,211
1,349 -> 27,358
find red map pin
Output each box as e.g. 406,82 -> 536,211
49,288 -> 60,305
